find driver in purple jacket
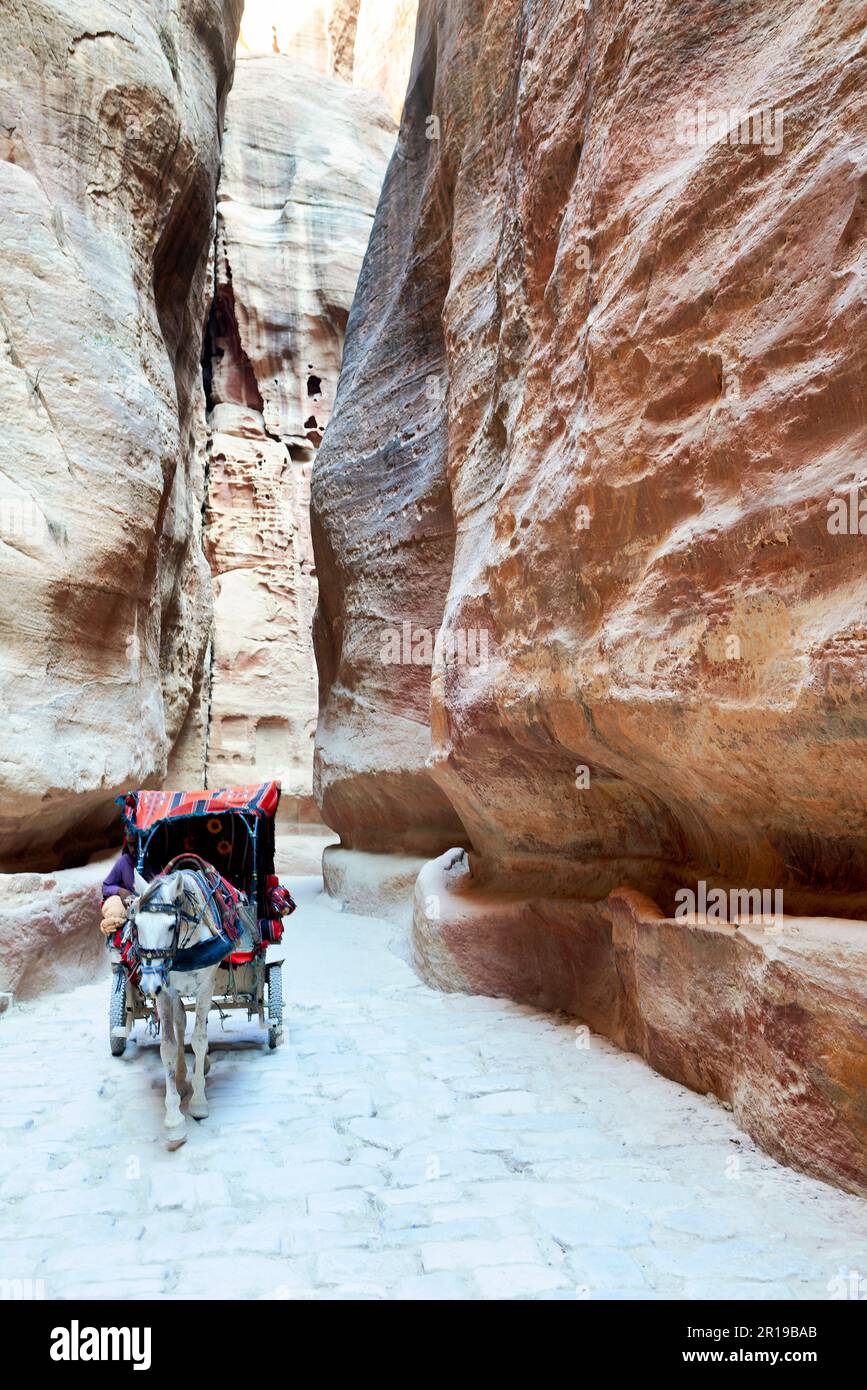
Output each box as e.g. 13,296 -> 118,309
99,833 -> 150,935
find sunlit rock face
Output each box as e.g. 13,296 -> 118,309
0,0 -> 242,870
239,0 -> 337,68
313,0 -> 867,1188
239,0 -> 417,116
203,55 -> 398,823
353,0 -> 419,120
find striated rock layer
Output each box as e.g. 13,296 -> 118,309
0,0 -> 242,869
313,0 -> 867,1189
203,54 -> 398,823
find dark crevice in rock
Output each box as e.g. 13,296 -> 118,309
204,263 -> 265,415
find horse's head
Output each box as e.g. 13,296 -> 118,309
131,871 -> 184,997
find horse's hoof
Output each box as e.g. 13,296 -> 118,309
188,1100 -> 209,1121
165,1130 -> 187,1151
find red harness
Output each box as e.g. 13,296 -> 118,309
111,858 -> 296,976
161,853 -> 244,945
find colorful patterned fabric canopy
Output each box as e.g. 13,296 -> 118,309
118,782 -> 281,832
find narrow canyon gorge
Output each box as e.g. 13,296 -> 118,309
0,0 -> 864,1203
200,19 -> 399,829
0,1 -> 413,989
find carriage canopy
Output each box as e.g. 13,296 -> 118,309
118,782 -> 281,832
117,783 -> 282,917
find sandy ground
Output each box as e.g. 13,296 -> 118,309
0,876 -> 865,1301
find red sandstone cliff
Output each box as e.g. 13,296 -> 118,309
312,0 -> 867,1190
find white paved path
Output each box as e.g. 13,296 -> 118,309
1,878 -> 865,1300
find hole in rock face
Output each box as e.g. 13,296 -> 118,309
304,415 -> 318,430
307,374 -> 322,397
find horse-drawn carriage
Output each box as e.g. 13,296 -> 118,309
107,781 -> 294,1057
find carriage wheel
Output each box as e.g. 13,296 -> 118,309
109,970 -> 128,1057
266,963 -> 283,1049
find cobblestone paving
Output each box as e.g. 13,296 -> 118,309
1,879 -> 865,1300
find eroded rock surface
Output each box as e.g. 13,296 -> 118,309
313,0 -> 867,1189
0,0 -> 242,869
0,859 -> 110,998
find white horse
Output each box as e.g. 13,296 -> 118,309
130,868 -> 222,1150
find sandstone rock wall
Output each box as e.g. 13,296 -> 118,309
314,0 -> 867,913
0,0 -> 243,870
0,859 -> 110,998
312,0 -> 867,1189
202,54 -> 398,823
311,0 -> 473,855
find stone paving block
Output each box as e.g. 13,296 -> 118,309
347,1117 -> 424,1151
274,1133 -> 352,1165
285,1228 -> 373,1257
171,1255 -> 294,1298
384,1217 -> 503,1249
149,1172 -> 229,1212
51,1275 -> 170,1299
645,1240 -> 818,1285
376,1181 -> 464,1208
566,1246 -> 651,1293
474,1264 -> 571,1299
387,1148 -> 510,1188
682,1279 -> 797,1301
13,1185 -> 135,1222
420,1236 -> 543,1273
470,1091 -> 539,1116
534,1203 -> 652,1249
376,1203 -> 435,1233
450,1074 -> 531,1097
308,1189 -> 372,1219
315,1247 -> 418,1289
276,1161 -> 383,1193
321,1088 -> 376,1119
395,1271 -> 477,1300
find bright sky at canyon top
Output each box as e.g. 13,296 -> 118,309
239,0 -> 307,55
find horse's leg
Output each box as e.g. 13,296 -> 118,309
174,991 -> 191,1101
158,988 -> 186,1150
189,969 -> 214,1120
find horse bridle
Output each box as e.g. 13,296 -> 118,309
130,890 -> 208,973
